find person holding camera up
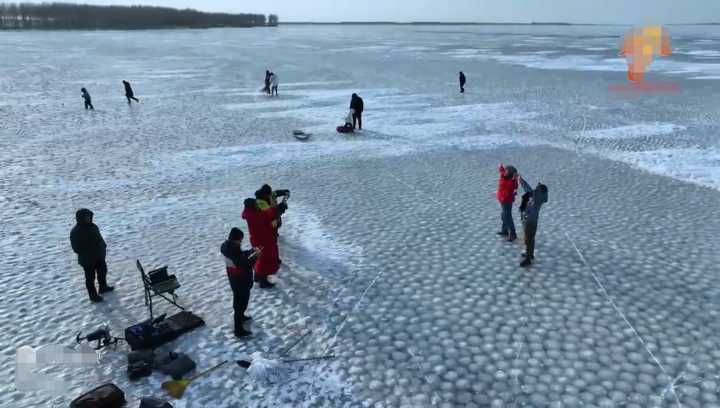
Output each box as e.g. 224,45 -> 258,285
242,197 -> 287,289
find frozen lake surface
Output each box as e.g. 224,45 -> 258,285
1,25 -> 720,407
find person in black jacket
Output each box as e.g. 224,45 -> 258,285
70,209 -> 113,302
221,228 -> 260,338
263,70 -> 271,94
123,80 -> 139,104
81,88 -> 94,110
459,71 -> 466,93
350,93 -> 364,130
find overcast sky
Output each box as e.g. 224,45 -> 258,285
65,0 -> 720,24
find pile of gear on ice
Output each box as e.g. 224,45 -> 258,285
66,184 -> 335,407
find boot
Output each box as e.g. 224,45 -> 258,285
235,328 -> 252,338
520,258 -> 532,268
99,285 -> 115,294
89,294 -> 104,303
521,253 -> 535,260
241,315 -> 253,322
259,279 -> 275,289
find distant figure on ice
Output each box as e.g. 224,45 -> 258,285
459,71 -> 466,93
263,70 -> 271,94
242,198 -> 286,288
496,164 -> 519,242
221,227 -> 260,338
123,80 -> 139,104
269,72 -> 279,96
81,87 -> 94,110
517,174 -> 548,267
70,209 -> 114,302
350,93 -> 364,130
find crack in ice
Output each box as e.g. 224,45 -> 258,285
565,231 -> 682,408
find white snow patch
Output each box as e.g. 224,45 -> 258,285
609,147 -> 720,190
580,123 -> 687,140
282,204 -> 364,267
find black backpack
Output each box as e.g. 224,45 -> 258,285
69,383 -> 125,408
139,397 -> 173,408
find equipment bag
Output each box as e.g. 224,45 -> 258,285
148,266 -> 169,284
165,311 -> 205,334
125,319 -> 177,351
127,349 -> 155,381
125,312 -> 205,351
139,396 -> 173,408
155,352 -> 196,380
69,383 -> 125,408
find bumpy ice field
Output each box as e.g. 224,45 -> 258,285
1,25 -> 720,407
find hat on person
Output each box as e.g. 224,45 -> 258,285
228,227 -> 244,241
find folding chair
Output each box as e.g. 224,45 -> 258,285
136,260 -> 184,320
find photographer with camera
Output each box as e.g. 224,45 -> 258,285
221,227 -> 261,338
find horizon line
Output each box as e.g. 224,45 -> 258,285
280,21 -> 720,26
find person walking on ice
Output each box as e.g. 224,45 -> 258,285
496,164 -> 519,242
517,174 -> 548,268
81,88 -> 94,110
123,80 -> 139,104
459,71 -> 466,93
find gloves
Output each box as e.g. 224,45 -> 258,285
278,202 -> 288,214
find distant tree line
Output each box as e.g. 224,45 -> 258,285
0,3 -> 278,29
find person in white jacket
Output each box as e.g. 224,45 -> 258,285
344,109 -> 354,128
269,73 -> 279,96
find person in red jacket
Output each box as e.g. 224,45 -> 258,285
496,163 -> 519,241
242,198 -> 286,288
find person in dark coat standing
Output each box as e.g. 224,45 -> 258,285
81,88 -> 94,110
459,71 -> 466,93
263,70 -> 271,94
350,93 -> 364,130
518,175 -> 548,267
70,209 -> 113,302
123,80 -> 139,104
221,227 -> 260,338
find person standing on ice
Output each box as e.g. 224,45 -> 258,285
269,72 -> 279,96
221,227 -> 260,338
81,88 -> 94,110
258,184 -> 289,233
242,198 -> 286,288
70,209 -> 114,302
122,80 -> 139,104
496,164 -> 519,242
350,93 -> 364,130
459,71 -> 466,93
257,184 -> 289,265
263,70 -> 271,94
517,175 -> 548,267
